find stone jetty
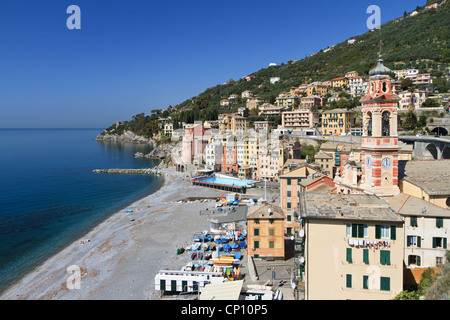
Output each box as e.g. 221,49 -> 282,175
92,168 -> 163,175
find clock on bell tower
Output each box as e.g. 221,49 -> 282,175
361,52 -> 400,197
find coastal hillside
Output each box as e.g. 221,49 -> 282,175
100,0 -> 449,138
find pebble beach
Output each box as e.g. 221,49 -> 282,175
0,168 -> 225,300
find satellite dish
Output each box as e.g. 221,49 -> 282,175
300,229 -> 305,238
300,257 -> 305,264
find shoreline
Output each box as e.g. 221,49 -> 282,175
0,167 -> 225,300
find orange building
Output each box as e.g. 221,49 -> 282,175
247,204 -> 286,260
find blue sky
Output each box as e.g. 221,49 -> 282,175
0,0 -> 424,128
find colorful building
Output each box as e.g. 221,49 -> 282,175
321,109 -> 356,135
247,204 -> 286,260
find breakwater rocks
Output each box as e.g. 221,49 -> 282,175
92,168 -> 163,175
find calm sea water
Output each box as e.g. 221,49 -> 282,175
0,129 -> 163,294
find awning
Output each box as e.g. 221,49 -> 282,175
200,280 -> 244,300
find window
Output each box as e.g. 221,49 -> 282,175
376,225 -> 391,239
380,277 -> 390,291
407,236 -> 421,247
436,218 -> 444,228
287,179 -> 292,186
363,249 -> 369,264
408,255 -> 421,266
287,202 -> 291,210
269,241 -> 274,249
254,228 -> 259,236
254,241 -> 259,249
410,216 -> 418,227
346,248 -> 352,263
363,275 -> 369,290
346,274 -> 352,288
269,229 -> 274,236
287,191 -> 291,198
382,111 -> 390,136
432,237 -> 447,249
380,250 -> 391,265
348,224 -> 368,238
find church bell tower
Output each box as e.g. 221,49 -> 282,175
361,53 -> 401,197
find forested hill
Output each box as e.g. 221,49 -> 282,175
171,0 -> 449,118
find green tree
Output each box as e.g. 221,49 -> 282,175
402,111 -> 418,130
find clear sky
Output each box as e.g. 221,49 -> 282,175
0,0 -> 425,128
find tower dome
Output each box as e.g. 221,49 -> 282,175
369,53 -> 392,77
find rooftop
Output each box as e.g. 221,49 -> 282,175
303,193 -> 403,223
210,206 -> 248,224
247,204 -> 285,220
399,160 -> 450,196
384,193 -> 449,218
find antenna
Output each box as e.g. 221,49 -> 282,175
379,40 -> 384,58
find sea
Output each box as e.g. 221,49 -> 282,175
0,128 -> 163,294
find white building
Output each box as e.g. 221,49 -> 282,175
398,90 -> 428,109
205,141 -> 223,171
348,77 -> 369,97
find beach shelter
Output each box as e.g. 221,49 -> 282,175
200,280 -> 244,300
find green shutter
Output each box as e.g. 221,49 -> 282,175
411,216 -> 417,227
375,225 -> 381,239
417,256 -> 421,267
363,249 -> 369,264
437,218 -> 443,228
254,241 -> 259,249
160,280 -> 166,291
171,280 -> 177,292
254,228 -> 259,236
363,275 -> 369,290
417,237 -> 421,248
182,281 -> 188,292
433,237 -> 437,248
346,274 -> 352,288
381,277 -> 390,291
444,238 -> 447,249
407,236 -> 411,247
380,250 -> 390,265
391,226 -> 396,240
346,248 -> 352,263
358,224 -> 364,238
287,179 -> 291,186
352,224 -> 358,238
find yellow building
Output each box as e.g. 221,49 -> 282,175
322,108 -> 356,135
314,150 -> 334,178
218,114 -> 248,136
306,84 -> 329,97
297,193 -> 404,300
332,77 -> 349,88
247,204 -> 286,260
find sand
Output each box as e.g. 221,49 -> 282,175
0,168 -> 225,300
